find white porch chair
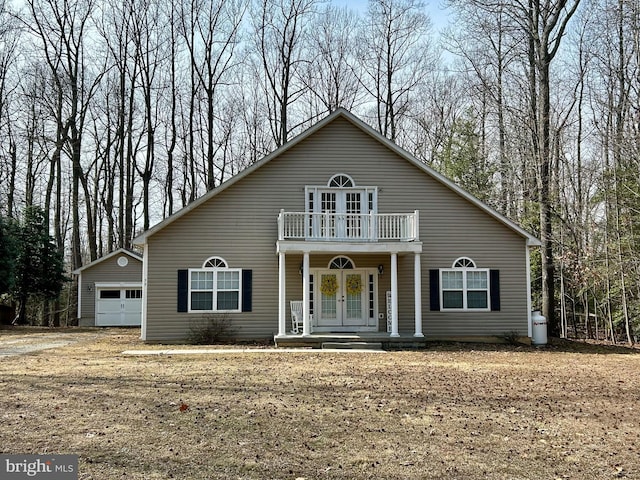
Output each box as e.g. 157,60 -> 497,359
290,300 -> 310,334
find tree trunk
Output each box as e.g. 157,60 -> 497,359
536,28 -> 556,334
7,132 -> 16,218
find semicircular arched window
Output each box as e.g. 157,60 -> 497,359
202,256 -> 228,268
329,256 -> 355,269
452,257 -> 476,268
328,174 -> 354,188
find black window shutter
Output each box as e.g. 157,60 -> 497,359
429,269 -> 440,311
242,269 -> 252,312
490,269 -> 500,311
177,269 -> 188,312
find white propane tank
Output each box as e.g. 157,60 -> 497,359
531,310 -> 548,346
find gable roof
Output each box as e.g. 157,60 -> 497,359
71,248 -> 143,275
133,109 -> 541,247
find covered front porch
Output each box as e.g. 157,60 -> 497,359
276,241 -> 424,343
275,200 -> 426,339
276,209 -> 425,338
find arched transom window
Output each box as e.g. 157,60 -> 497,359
203,256 -> 228,268
328,174 -> 354,188
329,256 -> 355,269
452,257 -> 476,268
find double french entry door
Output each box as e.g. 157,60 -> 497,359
313,269 -> 376,331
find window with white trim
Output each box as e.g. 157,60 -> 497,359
305,175 -> 378,216
440,257 -> 489,310
305,175 -> 378,239
189,257 -> 241,312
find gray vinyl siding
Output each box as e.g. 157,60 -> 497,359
144,116 -> 530,342
78,255 -> 143,326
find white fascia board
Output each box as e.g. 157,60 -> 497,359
72,248 -> 143,274
94,282 -> 143,288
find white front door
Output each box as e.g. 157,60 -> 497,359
314,269 -> 375,331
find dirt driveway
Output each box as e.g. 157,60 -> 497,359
0,328 -> 116,357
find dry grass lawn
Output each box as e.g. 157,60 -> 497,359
0,328 -> 639,479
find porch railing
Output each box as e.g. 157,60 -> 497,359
278,210 -> 419,242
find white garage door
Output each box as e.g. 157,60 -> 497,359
96,287 -> 142,326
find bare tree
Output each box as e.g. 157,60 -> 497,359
527,0 -> 581,333
0,0 -> 19,218
447,0 -> 580,332
234,69 -> 273,164
357,0 -> 433,141
165,4 -> 180,217
301,5 -> 362,118
252,0 -> 319,147
179,0 -> 246,191
131,0 -> 170,230
443,2 -> 523,216
95,0 -> 141,249
407,70 -> 463,166
590,0 -> 639,344
23,0 -> 104,267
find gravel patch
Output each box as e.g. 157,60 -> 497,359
0,331 -> 106,357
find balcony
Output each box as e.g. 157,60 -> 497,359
278,210 -> 419,242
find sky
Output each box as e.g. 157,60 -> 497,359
332,0 -> 452,33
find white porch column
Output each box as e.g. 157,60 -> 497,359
390,252 -> 399,337
140,243 -> 149,340
278,252 -> 286,336
302,252 -> 311,336
414,253 -> 424,337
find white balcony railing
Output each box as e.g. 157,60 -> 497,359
278,210 -> 419,242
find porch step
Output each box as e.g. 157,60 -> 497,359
321,341 -> 384,351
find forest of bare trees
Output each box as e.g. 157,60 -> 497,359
0,0 -> 638,343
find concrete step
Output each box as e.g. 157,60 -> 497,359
321,341 -> 384,351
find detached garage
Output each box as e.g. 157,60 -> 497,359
73,249 -> 143,327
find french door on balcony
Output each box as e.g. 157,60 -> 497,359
319,191 -> 362,239
308,187 -> 377,240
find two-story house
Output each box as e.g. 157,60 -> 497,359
133,109 -> 540,345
